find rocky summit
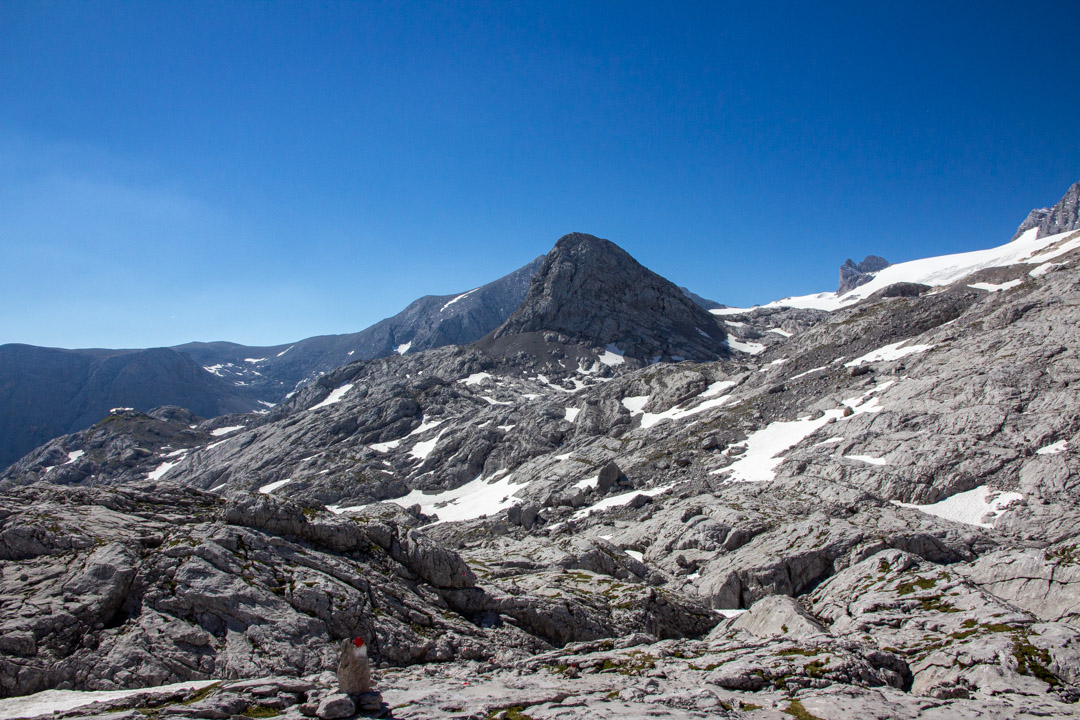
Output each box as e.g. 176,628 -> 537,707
3,186 -> 1080,719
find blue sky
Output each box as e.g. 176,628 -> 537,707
2,1 -> 1078,349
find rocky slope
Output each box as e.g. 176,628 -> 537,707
4,192 -> 1080,718
489,233 -> 729,362
1013,180 -> 1080,239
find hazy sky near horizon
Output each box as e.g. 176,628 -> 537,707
2,1 -> 1078,349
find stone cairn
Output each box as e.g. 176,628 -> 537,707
313,637 -> 385,718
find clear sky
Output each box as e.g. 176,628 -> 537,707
2,1 -> 1078,349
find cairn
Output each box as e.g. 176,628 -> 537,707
314,637 -> 383,718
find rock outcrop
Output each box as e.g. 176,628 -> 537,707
1013,180 -> 1080,239
489,233 -> 728,362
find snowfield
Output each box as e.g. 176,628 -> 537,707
0,680 -> 220,720
712,227 -> 1080,313
893,486 -> 1024,528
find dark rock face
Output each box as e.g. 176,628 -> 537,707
490,233 -> 727,362
838,255 -> 891,294
1013,180 -> 1080,240
0,345 -> 261,470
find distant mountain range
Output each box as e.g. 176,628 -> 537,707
1,248 -> 728,469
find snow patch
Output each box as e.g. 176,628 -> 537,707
276,345 -> 294,357
845,454 -> 888,466
574,475 -> 599,490
370,418 -> 443,453
893,486 -> 1023,528
713,384 -> 889,483
598,344 -> 625,366
388,472 -> 528,524
0,680 -> 220,720
1036,440 -> 1068,455
844,341 -> 933,367
724,337 -> 767,355
146,459 -> 180,481
311,383 -> 354,410
768,328 -> 793,338
624,549 -> 644,562
564,407 -> 581,422
440,287 -> 479,311
243,357 -> 266,363
395,341 -> 412,355
791,364 -> 829,380
640,394 -> 732,429
968,279 -> 1023,293
621,395 -> 650,414
460,372 -> 493,386
1029,262 -> 1061,278
210,425 -> 244,437
259,478 -> 292,494
408,430 -> 445,461
702,380 -> 737,397
64,450 -> 84,464
572,483 -> 676,519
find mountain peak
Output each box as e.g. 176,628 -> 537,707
1013,180 -> 1080,240
490,233 -> 728,361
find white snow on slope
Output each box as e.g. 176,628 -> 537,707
277,345 -> 293,357
440,287 -> 479,311
409,430 -> 445,460
0,680 -> 220,720
203,364 -> 225,376
768,328 -> 793,338
846,454 -> 888,466
574,475 -> 598,490
146,459 -> 180,481
311,383 -> 354,410
624,549 -> 644,562
712,382 -> 889,483
564,407 -> 581,422
791,365 -> 829,380
259,478 -> 292,494
1037,440 -> 1069,455
389,472 -> 528,524
572,483 -> 676,519
639,394 -> 732,429
210,425 -> 245,437
244,357 -> 266,363
844,341 -> 933,367
395,341 -> 412,355
620,381 -> 736,429
968,279 -> 1023,292
1029,262 -> 1061,278
713,228 -> 1080,313
64,450 -> 84,464
371,418 -> 444,453
724,337 -> 767,355
702,380 -> 737,397
598,344 -> 625,366
460,372 -> 493,386
893,486 -> 1023,528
